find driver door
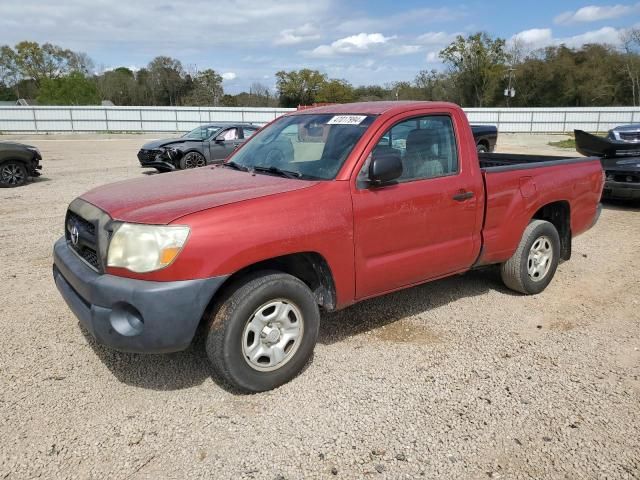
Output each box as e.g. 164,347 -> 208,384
208,128 -> 240,163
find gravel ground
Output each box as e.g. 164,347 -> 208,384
1,133 -> 639,479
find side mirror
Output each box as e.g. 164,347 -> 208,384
214,135 -> 226,143
368,151 -> 402,186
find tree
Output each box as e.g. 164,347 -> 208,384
275,69 -> 327,107
317,79 -> 354,103
621,28 -> 640,106
414,69 -> 455,101
147,56 -> 186,106
37,72 -> 99,105
0,41 -> 92,87
440,33 -> 507,107
183,69 -> 223,106
97,67 -> 136,105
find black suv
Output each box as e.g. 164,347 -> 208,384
0,141 -> 43,187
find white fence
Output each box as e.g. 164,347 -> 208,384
0,106 -> 294,133
464,107 -> 640,133
1,105 -> 639,134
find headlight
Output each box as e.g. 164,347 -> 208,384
107,223 -> 190,273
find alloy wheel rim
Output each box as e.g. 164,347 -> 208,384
241,299 -> 304,372
184,153 -> 204,168
1,164 -> 24,185
527,235 -> 553,281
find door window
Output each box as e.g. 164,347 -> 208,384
243,127 -> 259,139
221,128 -> 239,141
372,115 -> 458,182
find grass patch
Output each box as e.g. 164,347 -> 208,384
548,138 -> 576,149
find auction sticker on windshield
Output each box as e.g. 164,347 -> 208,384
327,115 -> 367,125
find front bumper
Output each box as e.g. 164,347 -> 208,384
603,180 -> 640,200
53,237 -> 228,353
137,149 -> 177,171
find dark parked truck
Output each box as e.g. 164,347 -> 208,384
575,129 -> 640,200
471,124 -> 498,152
0,141 -> 42,187
53,102 -> 603,392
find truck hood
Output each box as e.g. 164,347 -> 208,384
80,167 -> 319,224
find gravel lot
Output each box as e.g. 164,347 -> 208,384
1,133 -> 639,479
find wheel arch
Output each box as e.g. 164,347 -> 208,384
531,200 -> 571,260
210,252 -> 337,312
476,138 -> 490,149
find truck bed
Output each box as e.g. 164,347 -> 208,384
478,152 -> 592,170
477,152 -> 604,266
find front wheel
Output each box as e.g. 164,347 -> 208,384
0,161 -> 28,187
205,272 -> 320,392
500,220 -> 560,295
179,151 -> 206,169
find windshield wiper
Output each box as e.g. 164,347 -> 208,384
223,161 -> 251,172
252,165 -> 302,179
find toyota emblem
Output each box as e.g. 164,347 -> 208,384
70,223 -> 80,246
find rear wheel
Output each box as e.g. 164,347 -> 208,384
500,220 -> 560,294
477,143 -> 489,153
180,151 -> 206,169
0,161 -> 28,187
205,272 -> 320,392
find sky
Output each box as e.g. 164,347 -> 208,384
1,1 -> 639,93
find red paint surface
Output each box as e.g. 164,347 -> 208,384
82,102 -> 603,309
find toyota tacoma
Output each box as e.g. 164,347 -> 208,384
54,102 -> 603,392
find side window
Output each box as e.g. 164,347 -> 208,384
371,115 -> 458,182
243,127 -> 258,139
221,128 -> 239,141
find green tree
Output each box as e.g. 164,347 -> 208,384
275,69 -> 327,107
37,72 -> 99,105
97,67 -> 136,105
317,79 -> 354,103
0,41 -> 92,87
183,69 -> 223,106
440,32 -> 507,107
147,56 -> 186,106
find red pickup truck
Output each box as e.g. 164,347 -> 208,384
53,101 -> 603,392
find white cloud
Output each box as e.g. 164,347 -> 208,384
0,0 -> 334,54
274,23 -> 321,46
511,28 -> 554,49
416,31 -> 460,45
337,7 -> 463,33
511,26 -> 624,49
555,3 -> 640,24
308,33 -> 395,57
425,51 -> 440,63
221,72 -> 237,81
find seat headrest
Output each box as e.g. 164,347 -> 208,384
406,128 -> 439,153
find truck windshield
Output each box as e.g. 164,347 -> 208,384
229,114 -> 376,180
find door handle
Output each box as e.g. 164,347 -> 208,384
452,191 -> 474,201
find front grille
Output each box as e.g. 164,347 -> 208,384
607,171 -> 640,183
67,211 -> 95,236
619,132 -> 640,142
66,209 -> 101,271
79,247 -> 100,269
137,149 -> 163,164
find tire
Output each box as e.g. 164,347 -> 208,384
500,220 -> 560,295
179,151 -> 206,169
0,161 -> 28,188
477,143 -> 488,153
205,271 -> 320,393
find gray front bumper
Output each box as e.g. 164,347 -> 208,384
53,237 -> 228,353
